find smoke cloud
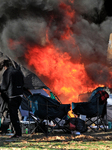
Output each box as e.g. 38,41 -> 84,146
0,0 -> 112,87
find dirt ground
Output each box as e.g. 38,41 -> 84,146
0,129 -> 112,143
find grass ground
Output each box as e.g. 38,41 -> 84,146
0,130 -> 112,150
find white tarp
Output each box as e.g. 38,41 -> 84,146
107,94 -> 112,121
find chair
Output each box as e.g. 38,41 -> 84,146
26,93 -> 71,136
72,90 -> 109,132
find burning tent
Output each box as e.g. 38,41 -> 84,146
0,0 -> 112,105
0,0 -> 112,107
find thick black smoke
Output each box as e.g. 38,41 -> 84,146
0,0 -> 112,86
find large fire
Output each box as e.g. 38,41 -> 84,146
25,44 -> 104,103
9,1 -> 108,104
24,2 -> 105,103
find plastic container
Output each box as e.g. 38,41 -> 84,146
108,121 -> 111,129
25,128 -> 28,134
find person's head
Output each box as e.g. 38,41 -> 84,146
0,59 -> 13,71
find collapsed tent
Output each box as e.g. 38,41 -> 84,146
0,51 -> 48,90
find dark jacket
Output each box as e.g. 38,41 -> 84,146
1,66 -> 24,97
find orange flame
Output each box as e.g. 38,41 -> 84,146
25,45 -> 101,103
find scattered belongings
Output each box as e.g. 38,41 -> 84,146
1,86 -> 112,137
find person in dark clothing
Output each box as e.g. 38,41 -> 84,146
0,59 -> 24,138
